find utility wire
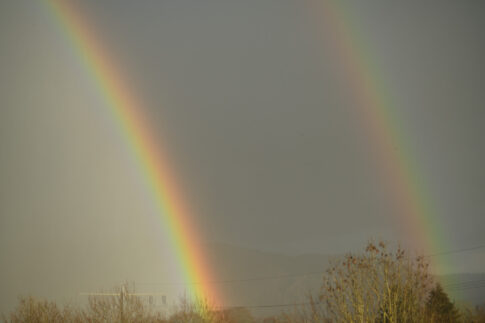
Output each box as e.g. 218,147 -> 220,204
220,279 -> 485,310
444,278 -> 485,288
218,279 -> 485,310
445,280 -> 485,292
138,271 -> 324,286
87,279 -> 485,311
139,243 -> 485,287
451,284 -> 485,292
427,244 -> 485,257
217,302 -> 313,310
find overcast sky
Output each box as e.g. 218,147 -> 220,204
1,0 -> 484,312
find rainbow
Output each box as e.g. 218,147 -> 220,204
315,0 -> 450,272
45,0 -> 221,305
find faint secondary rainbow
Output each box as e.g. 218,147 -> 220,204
45,0 -> 220,304
314,0 -> 450,271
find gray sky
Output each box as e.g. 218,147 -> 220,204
1,0 -> 484,312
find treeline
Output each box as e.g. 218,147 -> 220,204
3,241 -> 485,322
276,241 -> 485,323
3,293 -> 249,323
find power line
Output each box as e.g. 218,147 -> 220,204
139,243 -> 485,287
138,271 -> 324,286
236,302 -> 312,309
82,280 -> 485,311
444,279 -> 485,292
88,279 -> 485,312
218,302 -> 313,310
427,244 -> 485,257
448,283 -> 485,292
222,280 -> 485,310
220,280 -> 485,310
443,278 -> 485,289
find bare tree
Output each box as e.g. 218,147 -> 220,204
294,240 -> 434,323
3,296 -> 84,323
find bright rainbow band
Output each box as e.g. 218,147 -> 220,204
46,0 -> 220,304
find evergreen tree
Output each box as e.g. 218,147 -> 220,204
425,283 -> 459,322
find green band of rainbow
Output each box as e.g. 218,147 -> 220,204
46,0 -> 220,304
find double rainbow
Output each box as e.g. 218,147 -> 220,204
46,0 -> 453,306
46,0 -> 220,304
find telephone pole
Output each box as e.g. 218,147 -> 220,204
120,285 -> 125,323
